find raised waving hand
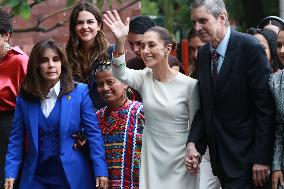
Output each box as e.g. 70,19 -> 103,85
103,10 -> 130,54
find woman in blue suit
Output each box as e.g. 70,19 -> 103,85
4,39 -> 108,189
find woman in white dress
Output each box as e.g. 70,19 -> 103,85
103,10 -> 200,189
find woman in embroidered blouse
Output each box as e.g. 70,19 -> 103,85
103,10 -> 200,189
4,39 -> 108,189
95,61 -> 144,189
270,28 -> 284,189
66,2 -> 114,110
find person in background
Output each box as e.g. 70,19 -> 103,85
4,39 -> 108,189
95,61 -> 144,188
276,29 -> 284,66
187,28 -> 206,78
257,16 -> 284,34
66,2 -> 114,110
0,8 -> 28,189
247,27 -> 283,72
104,10 -> 200,189
187,28 -> 221,189
186,0 -> 274,188
270,28 -> 284,189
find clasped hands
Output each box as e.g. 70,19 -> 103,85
184,142 -> 201,176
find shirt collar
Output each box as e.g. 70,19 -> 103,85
46,80 -> 60,98
210,27 -> 231,58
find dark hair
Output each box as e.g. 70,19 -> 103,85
129,15 -> 156,34
146,26 -> 177,51
0,8 -> 13,35
21,39 -> 74,100
187,28 -> 199,41
247,27 -> 283,71
257,16 -> 284,31
66,2 -> 109,82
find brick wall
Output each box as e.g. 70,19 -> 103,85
10,0 -> 141,59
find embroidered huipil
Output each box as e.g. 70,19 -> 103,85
97,101 -> 144,189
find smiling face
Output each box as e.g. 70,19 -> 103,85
75,10 -> 101,45
96,70 -> 127,108
38,48 -> 61,88
277,30 -> 284,65
140,31 -> 171,69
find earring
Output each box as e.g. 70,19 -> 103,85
3,41 -> 11,51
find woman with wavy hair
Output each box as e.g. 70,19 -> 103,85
66,2 -> 113,110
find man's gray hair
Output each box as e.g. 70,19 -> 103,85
190,0 -> 227,19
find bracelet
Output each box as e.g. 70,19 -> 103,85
113,51 -> 124,58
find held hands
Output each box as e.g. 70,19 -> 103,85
252,164 -> 270,187
96,176 -> 108,189
184,142 -> 201,176
272,170 -> 284,189
103,10 -> 130,42
4,178 -> 15,189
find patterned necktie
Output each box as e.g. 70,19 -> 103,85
211,50 -> 219,85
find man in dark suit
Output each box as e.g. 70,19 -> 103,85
185,0 -> 275,188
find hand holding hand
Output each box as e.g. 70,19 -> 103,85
272,170 -> 284,189
252,164 -> 270,187
185,142 -> 201,176
96,176 -> 108,189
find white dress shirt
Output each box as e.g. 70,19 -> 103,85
40,81 -> 60,118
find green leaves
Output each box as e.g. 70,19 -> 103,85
66,0 -> 75,7
0,0 -> 31,19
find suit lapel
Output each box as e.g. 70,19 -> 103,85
199,45 -> 215,107
59,93 -> 73,149
29,101 -> 39,152
216,30 -> 237,91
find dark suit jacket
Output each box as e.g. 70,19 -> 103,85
188,29 -> 275,179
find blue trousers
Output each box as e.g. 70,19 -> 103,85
33,158 -> 70,189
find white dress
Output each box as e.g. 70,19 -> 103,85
112,55 -> 200,189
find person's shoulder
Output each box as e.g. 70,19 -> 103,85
270,69 -> 284,84
231,29 -> 259,46
71,82 -> 88,93
10,47 -> 29,64
178,72 -> 197,83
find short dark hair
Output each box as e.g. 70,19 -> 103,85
21,39 -> 74,100
0,8 -> 13,35
129,15 -> 156,34
187,28 -> 199,41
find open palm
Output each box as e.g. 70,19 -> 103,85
103,10 -> 129,40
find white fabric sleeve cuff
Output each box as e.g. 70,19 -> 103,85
111,53 -> 126,68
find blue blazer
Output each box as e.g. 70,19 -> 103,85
5,83 -> 108,189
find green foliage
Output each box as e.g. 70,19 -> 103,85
141,0 -> 159,15
1,0 -> 31,19
0,0 -> 124,20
